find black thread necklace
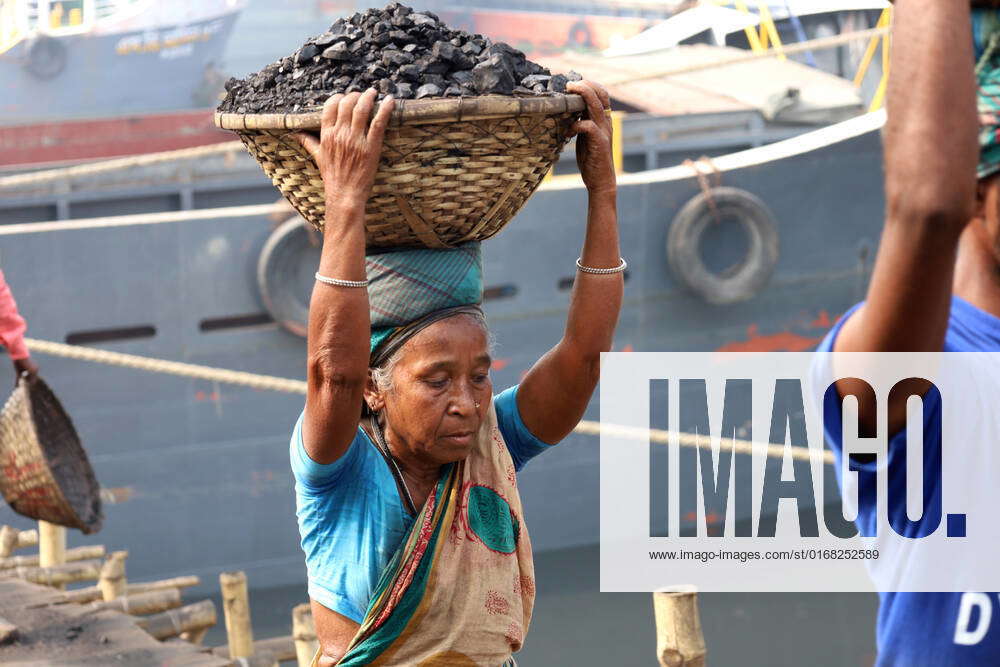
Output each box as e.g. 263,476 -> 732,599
368,415 -> 418,516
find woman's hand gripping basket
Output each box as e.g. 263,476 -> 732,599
0,375 -> 103,533
215,93 -> 586,248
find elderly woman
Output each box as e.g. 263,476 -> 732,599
289,79 -> 622,666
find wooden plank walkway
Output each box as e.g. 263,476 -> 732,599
0,578 -> 229,666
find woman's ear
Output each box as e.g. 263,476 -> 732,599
364,369 -> 385,413
976,178 -> 990,222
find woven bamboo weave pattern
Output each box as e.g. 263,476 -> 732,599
0,377 -> 102,534
217,94 -> 586,248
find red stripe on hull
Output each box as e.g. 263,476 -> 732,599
0,110 -> 232,169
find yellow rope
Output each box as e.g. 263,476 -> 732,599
23,337 -> 833,464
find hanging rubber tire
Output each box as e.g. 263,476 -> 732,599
667,187 -> 779,305
257,217 -> 323,337
23,36 -> 67,80
566,20 -> 593,48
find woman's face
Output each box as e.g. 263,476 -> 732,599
368,315 -> 493,466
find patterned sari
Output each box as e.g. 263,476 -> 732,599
312,401 -> 535,666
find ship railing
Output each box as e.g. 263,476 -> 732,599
0,0 -> 26,54
852,6 -> 892,112
8,0 -> 99,38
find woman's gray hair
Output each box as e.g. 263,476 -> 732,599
370,310 -> 495,395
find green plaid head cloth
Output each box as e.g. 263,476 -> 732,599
975,10 -> 1000,179
366,242 -> 484,364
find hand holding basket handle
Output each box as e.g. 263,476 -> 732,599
13,358 -> 38,386
293,88 -> 396,213
565,80 -> 616,198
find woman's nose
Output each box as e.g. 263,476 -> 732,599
449,381 -> 479,414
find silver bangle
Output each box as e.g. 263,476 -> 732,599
314,272 -> 369,288
576,257 -> 627,274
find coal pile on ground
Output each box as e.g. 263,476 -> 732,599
219,1 -> 582,114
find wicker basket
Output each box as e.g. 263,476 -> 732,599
0,376 -> 103,534
215,93 -> 587,248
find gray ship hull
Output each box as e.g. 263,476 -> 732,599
0,113 -> 885,592
2,11 -> 240,124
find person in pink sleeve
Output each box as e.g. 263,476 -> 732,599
0,269 -> 38,383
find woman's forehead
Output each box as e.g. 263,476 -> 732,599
400,317 -> 489,362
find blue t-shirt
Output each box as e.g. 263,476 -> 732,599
818,295 -> 1000,666
289,384 -> 551,623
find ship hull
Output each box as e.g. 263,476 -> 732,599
0,114 -> 885,591
1,11 -> 240,125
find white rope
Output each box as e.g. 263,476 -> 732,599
24,338 -> 306,394
24,337 -> 833,464
0,141 -> 246,190
0,204 -> 282,236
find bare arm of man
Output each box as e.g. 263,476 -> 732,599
295,89 -> 395,465
517,80 -> 624,444
834,1 -> 978,435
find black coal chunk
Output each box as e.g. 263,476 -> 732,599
548,74 -> 568,93
321,42 -> 350,61
218,1 -> 580,114
415,83 -> 442,99
297,44 -> 319,64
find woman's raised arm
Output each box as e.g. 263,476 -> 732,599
517,80 -> 623,444
295,88 -> 395,464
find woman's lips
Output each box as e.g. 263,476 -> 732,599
442,431 -> 474,445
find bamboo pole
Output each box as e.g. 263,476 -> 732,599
44,575 -> 201,605
136,600 -> 217,640
0,544 -> 104,570
87,588 -> 181,615
164,636 -> 212,651
653,586 -> 707,667
220,654 -> 278,667
0,526 -> 38,557
220,571 -> 255,659
293,603 -> 318,667
99,550 -> 128,601
211,636 -> 295,661
0,616 -> 18,644
38,521 -> 66,589
180,626 -> 210,645
14,559 -> 102,587
128,575 -> 201,595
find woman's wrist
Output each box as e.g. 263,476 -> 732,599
323,196 -> 367,234
587,186 -> 617,202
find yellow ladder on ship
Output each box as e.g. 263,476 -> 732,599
853,7 -> 892,112
705,0 -> 786,60
0,0 -> 26,56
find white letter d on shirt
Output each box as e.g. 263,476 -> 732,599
954,593 -> 993,646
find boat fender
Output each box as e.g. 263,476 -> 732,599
23,35 -> 67,80
666,187 -> 779,305
566,20 -> 593,48
257,216 -> 322,337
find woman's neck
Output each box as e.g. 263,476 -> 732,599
954,223 -> 1000,319
367,417 -> 442,510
